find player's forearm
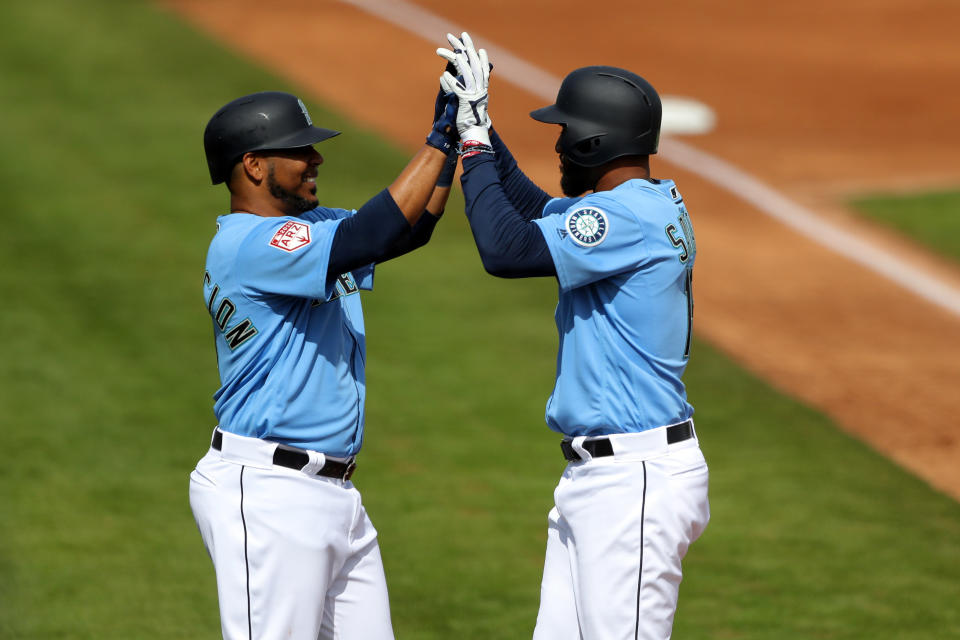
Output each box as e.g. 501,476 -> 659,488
387,145 -> 450,226
490,128 -> 551,220
460,154 -> 555,278
374,161 -> 450,263
426,184 -> 451,217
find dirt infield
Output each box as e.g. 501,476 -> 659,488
163,0 -> 960,499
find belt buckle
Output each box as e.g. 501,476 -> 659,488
343,461 -> 357,481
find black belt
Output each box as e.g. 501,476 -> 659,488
212,430 -> 357,481
560,420 -> 694,462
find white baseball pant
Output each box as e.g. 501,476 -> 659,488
532,427 -> 710,640
189,429 -> 394,640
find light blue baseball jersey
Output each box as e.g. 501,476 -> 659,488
202,207 -> 375,457
532,179 -> 696,437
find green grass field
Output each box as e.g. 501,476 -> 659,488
1,1 -> 959,638
852,191 -> 960,262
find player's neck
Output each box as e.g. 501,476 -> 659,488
594,157 -> 651,192
229,193 -> 289,217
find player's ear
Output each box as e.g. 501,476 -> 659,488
240,152 -> 265,184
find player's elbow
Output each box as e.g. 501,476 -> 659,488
410,227 -> 434,251
478,251 -> 521,278
481,258 -> 509,278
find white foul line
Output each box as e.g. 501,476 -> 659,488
338,0 -> 960,319
661,139 -> 960,316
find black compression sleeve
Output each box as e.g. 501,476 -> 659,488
328,189 -> 410,277
459,153 -> 556,278
490,128 -> 552,220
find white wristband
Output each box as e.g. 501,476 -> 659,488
461,125 -> 491,147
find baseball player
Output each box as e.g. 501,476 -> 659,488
189,87 -> 458,640
438,34 -> 710,639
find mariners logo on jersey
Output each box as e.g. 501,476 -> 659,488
566,207 -> 609,247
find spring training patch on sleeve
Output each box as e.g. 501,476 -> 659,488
269,221 -> 312,252
565,207 -> 609,247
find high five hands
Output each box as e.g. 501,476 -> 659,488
437,32 -> 492,154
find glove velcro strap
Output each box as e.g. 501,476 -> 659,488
426,129 -> 455,153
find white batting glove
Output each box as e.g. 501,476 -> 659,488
437,32 -> 491,150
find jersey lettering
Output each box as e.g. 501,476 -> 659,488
336,272 -> 359,296
311,273 -> 360,307
224,318 -> 258,349
206,286 -> 220,313
665,224 -> 689,262
665,207 -> 696,263
677,206 -> 696,255
663,207 -> 696,357
215,299 -> 236,330
204,271 -> 259,350
682,266 -> 694,359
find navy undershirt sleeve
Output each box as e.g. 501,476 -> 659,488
490,128 -> 552,221
327,189 -> 410,277
376,210 -> 440,264
459,153 -> 556,278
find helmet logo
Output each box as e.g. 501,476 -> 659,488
297,98 -> 313,126
566,207 -> 609,247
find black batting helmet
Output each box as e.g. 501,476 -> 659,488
530,66 -> 661,167
203,91 -> 340,185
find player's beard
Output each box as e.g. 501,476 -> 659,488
560,157 -> 603,197
267,166 -> 317,214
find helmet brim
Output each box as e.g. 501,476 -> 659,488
253,125 -> 341,153
530,104 -> 566,124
